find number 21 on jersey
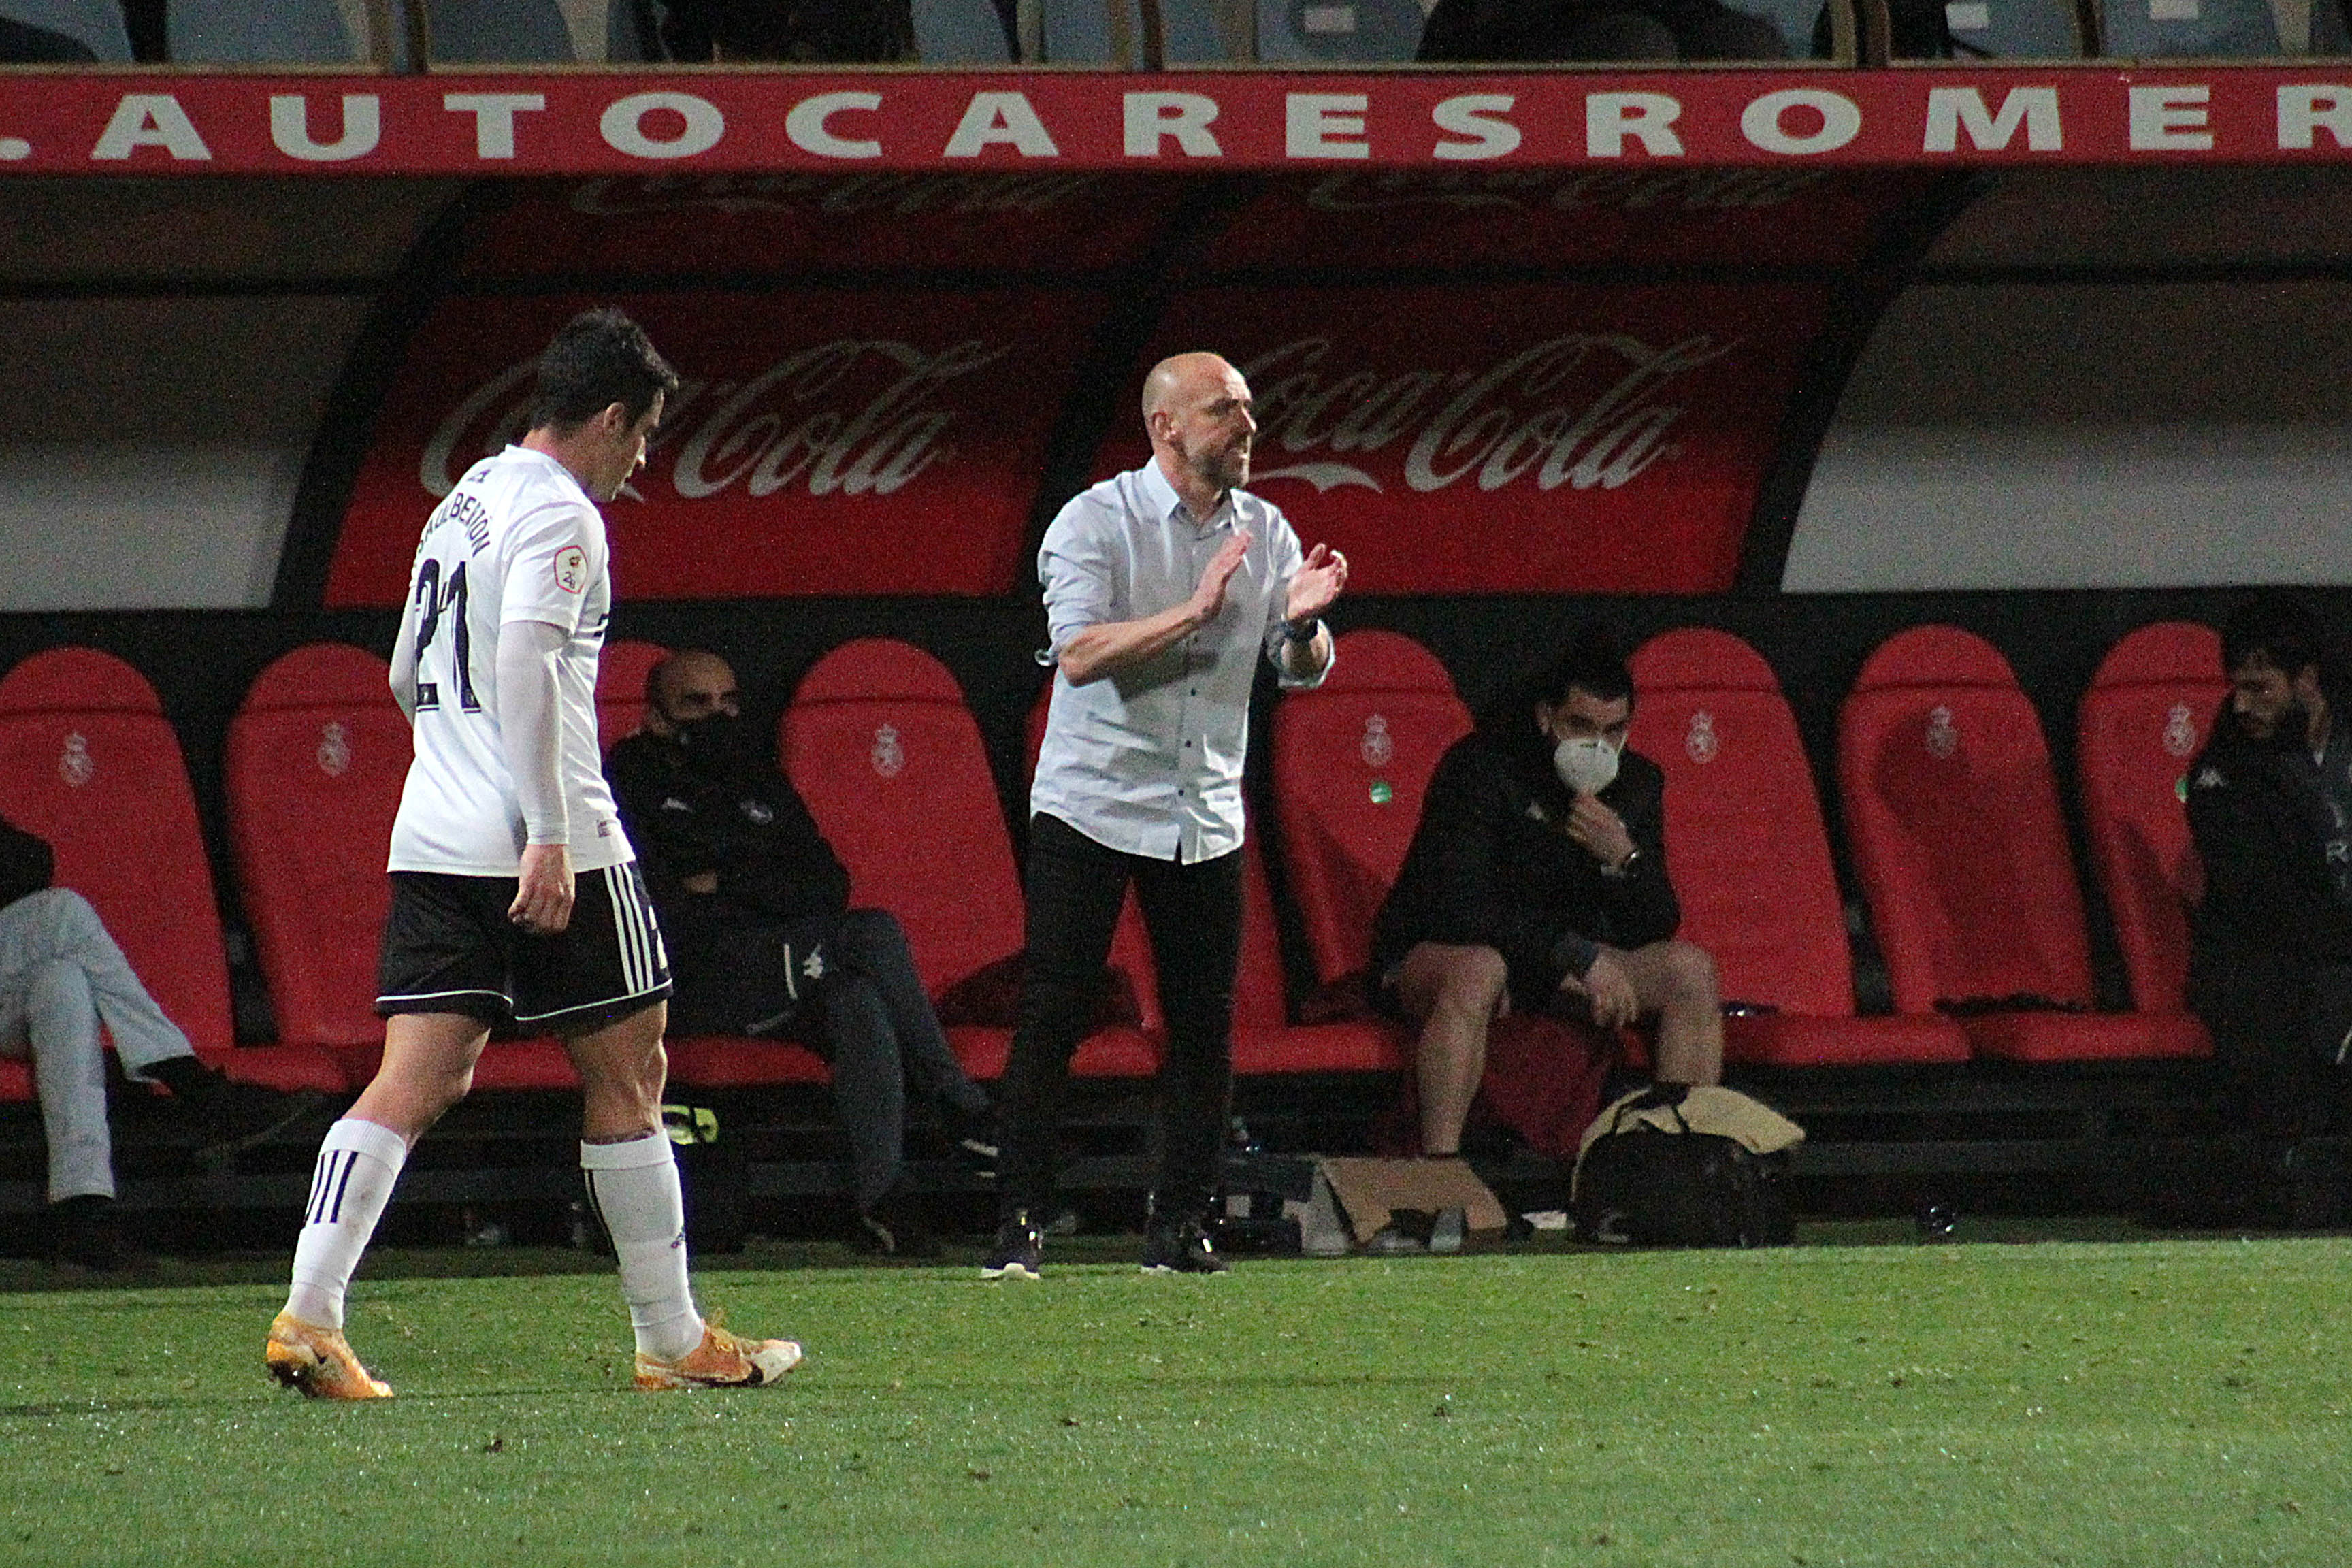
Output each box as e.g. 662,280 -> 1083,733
411,555 -> 480,713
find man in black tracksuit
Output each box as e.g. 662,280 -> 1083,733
606,650 -> 992,1253
2185,594 -> 2352,1134
1371,627 -> 1720,1159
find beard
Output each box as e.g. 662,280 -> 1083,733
1188,436 -> 1250,493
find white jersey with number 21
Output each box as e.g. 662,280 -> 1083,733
387,444 -> 632,877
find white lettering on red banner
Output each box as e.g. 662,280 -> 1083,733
1,73 -> 2347,174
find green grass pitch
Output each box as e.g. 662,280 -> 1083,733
4,1233 -> 2351,1567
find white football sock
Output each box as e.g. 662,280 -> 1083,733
284,1118 -> 408,1333
581,1132 -> 704,1361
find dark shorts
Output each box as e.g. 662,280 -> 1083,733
377,864 -> 672,1032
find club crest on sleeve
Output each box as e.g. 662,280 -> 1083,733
554,546 -> 588,594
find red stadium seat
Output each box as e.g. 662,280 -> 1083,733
1230,836 -> 1408,1075
227,644 -> 404,1051
0,1059 -> 31,1102
2077,622 -> 2225,1028
663,1036 -> 832,1088
1628,629 -> 1967,1067
0,647 -> 350,1091
596,638 -> 672,754
1838,626 -> 2206,1062
784,639 -> 1152,1080
1270,630 -> 1473,987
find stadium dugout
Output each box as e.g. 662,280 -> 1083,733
0,0 -> 2347,1245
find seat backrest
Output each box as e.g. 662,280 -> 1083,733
1271,630 -> 1472,985
1938,0 -> 2083,55
1728,0 -> 1836,54
0,649 -> 232,1048
596,639 -> 672,755
1629,629 -> 1855,1017
915,0 -> 1014,59
2097,0 -> 2280,54
783,640 -> 1022,996
1045,0 -> 1251,61
1254,0 -> 1424,59
427,0 -> 578,59
0,1 -> 131,59
170,0 -> 357,61
2076,621 -> 2224,1014
227,644 -> 406,1047
1838,625 -> 2093,1015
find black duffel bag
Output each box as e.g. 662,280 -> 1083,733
1571,1084 -> 1799,1247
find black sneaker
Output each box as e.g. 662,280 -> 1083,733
1141,1216 -> 1230,1275
981,1209 -> 1043,1281
46,1195 -> 150,1273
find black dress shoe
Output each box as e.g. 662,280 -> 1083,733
1141,1216 -> 1230,1275
981,1209 -> 1043,1280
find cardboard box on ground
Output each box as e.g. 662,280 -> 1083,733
1291,1158 -> 1510,1256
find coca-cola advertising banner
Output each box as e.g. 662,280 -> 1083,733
327,289 -> 1102,605
1092,284 -> 1827,595
7,71 -> 2352,176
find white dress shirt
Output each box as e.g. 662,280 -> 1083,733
1031,459 -> 1334,863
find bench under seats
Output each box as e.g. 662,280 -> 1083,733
2076,621 -> 2225,1035
1269,630 -> 1474,991
226,642 -> 579,1091
1627,628 -> 1969,1067
1838,625 -> 2207,1062
783,638 -> 1154,1081
0,647 -> 343,1096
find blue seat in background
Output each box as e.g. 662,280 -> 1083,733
0,0 -> 131,59
917,0 -> 1015,60
1256,0 -> 1425,60
170,0 -> 362,62
427,0 -> 578,61
1936,0 -> 2084,56
1046,0 -> 1253,63
2097,0 -> 2281,54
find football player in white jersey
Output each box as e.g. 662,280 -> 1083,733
266,310 -> 800,1398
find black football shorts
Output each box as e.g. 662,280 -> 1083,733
377,862 -> 672,1032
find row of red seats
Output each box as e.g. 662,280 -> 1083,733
1272,623 -> 2221,1069
0,617 -> 2221,1109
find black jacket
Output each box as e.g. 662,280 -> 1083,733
606,729 -> 849,930
2185,716 -> 2352,966
1371,725 -> 1680,1007
0,814 -> 52,909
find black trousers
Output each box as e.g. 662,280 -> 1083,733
667,905 -> 987,1210
997,813 -> 1243,1221
2190,938 -> 2352,1135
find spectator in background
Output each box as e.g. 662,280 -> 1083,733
0,815 -> 320,1269
1418,0 -> 1788,61
1371,626 -> 1722,1161
2186,593 -> 2352,1135
606,650 -> 994,1256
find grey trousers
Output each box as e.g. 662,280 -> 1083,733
0,887 -> 196,1201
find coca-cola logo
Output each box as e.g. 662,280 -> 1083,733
1239,333 -> 1736,498
1298,169 -> 1829,216
566,172 -> 1107,219
419,338 -> 1010,502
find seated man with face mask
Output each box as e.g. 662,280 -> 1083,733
1370,626 -> 1722,1160
605,650 -> 994,1255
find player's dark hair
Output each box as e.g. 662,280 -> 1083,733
1531,622 -> 1635,708
528,308 -> 679,434
1481,622 -> 1633,737
2222,592 -> 2325,680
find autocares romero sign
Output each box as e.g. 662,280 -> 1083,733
5,71 -> 2352,174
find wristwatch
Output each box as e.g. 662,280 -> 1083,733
1284,617 -> 1322,645
1603,847 -> 1641,879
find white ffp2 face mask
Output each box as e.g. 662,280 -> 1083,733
1553,735 -> 1620,796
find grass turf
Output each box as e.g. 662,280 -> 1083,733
3,1233 -> 2351,1566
